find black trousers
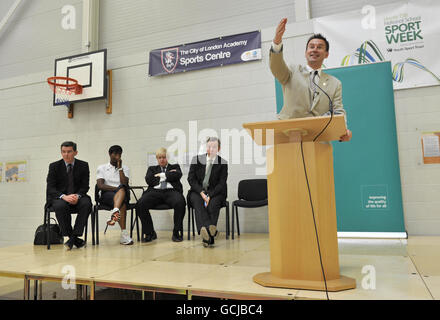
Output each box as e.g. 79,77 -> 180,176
136,189 -> 186,235
52,197 -> 92,237
189,192 -> 224,233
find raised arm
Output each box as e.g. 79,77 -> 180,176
270,18 -> 291,85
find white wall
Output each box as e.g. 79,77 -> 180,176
309,0 -> 418,18
395,86 -> 440,235
0,0 -> 83,80
99,0 -> 296,60
0,0 -> 297,247
0,0 -> 439,248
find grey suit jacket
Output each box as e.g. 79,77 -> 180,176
270,47 -> 345,120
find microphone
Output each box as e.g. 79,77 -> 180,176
312,70 -> 334,142
312,70 -> 333,114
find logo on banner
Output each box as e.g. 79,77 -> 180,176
161,48 -> 179,73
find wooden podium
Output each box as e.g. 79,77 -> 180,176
243,115 -> 356,292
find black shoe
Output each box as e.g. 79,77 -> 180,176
73,237 -> 85,248
172,230 -> 183,242
207,226 -> 216,246
64,237 -> 74,250
209,225 -> 219,239
200,227 -> 211,248
142,231 -> 157,243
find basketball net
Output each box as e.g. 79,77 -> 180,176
47,76 -> 83,106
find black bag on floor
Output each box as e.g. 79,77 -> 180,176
33,218 -> 64,245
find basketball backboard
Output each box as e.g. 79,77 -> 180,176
52,49 -> 107,106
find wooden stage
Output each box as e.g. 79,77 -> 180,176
0,231 -> 439,300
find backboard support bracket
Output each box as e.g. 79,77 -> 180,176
106,69 -> 112,114
68,104 -> 74,119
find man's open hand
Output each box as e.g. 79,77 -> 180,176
274,18 -> 287,45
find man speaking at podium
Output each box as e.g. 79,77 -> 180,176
270,18 -> 352,142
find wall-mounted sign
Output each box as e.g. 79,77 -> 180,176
149,31 -> 261,76
5,161 -> 26,182
421,132 -> 440,164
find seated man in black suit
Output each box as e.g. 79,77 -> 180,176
188,137 -> 228,248
46,141 -> 92,250
136,148 -> 186,242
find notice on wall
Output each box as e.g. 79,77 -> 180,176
5,161 -> 26,182
421,132 -> 440,164
0,162 -> 3,182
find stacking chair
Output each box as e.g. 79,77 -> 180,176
231,179 -> 268,239
92,185 -> 144,245
186,192 -> 230,240
43,202 -> 90,250
127,187 -> 146,242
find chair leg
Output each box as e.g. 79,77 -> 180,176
135,209 -> 140,242
226,204 -> 230,240
232,206 -> 235,240
104,224 -> 108,235
84,214 -> 88,245
191,208 -> 195,237
46,209 -> 50,250
236,206 -> 240,237
187,205 -> 191,241
96,210 -> 99,245
130,208 -> 134,238
91,207 -> 96,245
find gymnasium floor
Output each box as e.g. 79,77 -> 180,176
0,231 -> 438,300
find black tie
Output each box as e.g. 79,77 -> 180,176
67,164 -> 74,195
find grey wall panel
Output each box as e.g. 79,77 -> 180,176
99,0 -> 295,59
311,0 -> 407,18
0,0 -> 17,18
0,0 -> 82,80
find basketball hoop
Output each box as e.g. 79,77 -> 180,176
47,76 -> 83,95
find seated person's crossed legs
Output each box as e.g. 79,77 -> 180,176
189,191 -> 223,247
96,145 -> 133,245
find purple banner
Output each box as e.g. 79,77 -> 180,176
148,31 -> 261,76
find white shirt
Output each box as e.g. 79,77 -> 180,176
305,64 -> 322,81
64,159 -> 75,168
96,163 -> 130,187
154,165 -> 173,189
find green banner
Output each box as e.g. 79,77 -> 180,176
275,62 -> 406,236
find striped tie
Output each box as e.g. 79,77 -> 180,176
202,160 -> 213,190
